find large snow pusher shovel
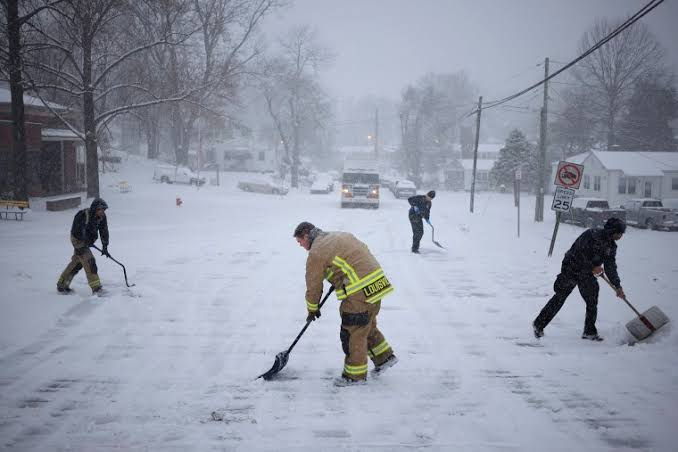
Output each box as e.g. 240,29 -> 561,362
427,221 -> 445,249
601,273 -> 669,341
92,245 -> 136,287
257,286 -> 335,381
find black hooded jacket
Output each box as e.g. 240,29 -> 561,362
408,195 -> 431,220
70,205 -> 109,247
562,228 -> 621,287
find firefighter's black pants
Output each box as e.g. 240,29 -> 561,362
409,211 -> 423,252
534,269 -> 600,335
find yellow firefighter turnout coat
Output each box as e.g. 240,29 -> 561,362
304,231 -> 393,313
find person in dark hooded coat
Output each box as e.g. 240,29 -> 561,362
533,217 -> 627,341
407,190 -> 435,253
57,198 -> 110,294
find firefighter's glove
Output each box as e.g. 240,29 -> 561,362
306,310 -> 321,322
101,245 -> 110,258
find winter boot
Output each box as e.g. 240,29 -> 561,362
333,376 -> 367,387
373,354 -> 398,374
532,321 -> 544,339
57,285 -> 73,294
581,333 -> 604,341
92,286 -> 107,297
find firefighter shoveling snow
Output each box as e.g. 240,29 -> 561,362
0,156 -> 677,451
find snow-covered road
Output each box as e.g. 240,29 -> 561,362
1,159 -> 677,451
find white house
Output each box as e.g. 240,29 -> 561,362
551,151 -> 678,206
460,159 -> 496,191
205,138 -> 276,173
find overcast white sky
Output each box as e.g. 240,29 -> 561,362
266,0 -> 678,102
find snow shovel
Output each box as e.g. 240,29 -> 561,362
257,286 -> 335,381
92,245 -> 136,287
601,273 -> 669,340
426,221 -> 445,249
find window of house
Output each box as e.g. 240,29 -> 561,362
258,151 -> 265,161
627,177 -> 636,194
583,175 -> 590,189
618,176 -> 627,194
673,177 -> 678,191
594,175 -> 601,191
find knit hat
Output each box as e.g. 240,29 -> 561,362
604,217 -> 626,234
427,190 -> 436,199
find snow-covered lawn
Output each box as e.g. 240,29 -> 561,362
1,157 -> 677,451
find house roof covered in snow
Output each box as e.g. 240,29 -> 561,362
563,151 -> 678,176
42,128 -> 82,140
0,87 -> 67,111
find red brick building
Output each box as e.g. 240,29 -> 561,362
0,86 -> 85,201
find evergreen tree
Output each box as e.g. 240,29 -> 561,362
490,129 -> 538,190
617,79 -> 678,152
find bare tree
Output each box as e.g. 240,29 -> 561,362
19,0 -> 207,197
260,25 -> 333,187
549,87 -> 599,159
573,18 -> 665,149
1,0 -> 64,201
398,71 -> 475,186
161,0 -> 277,166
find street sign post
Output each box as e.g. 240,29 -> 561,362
549,163 -> 585,257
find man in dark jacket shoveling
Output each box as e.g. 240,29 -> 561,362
57,198 -> 110,295
533,217 -> 627,341
408,190 -> 435,254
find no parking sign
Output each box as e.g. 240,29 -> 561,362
554,161 -> 584,189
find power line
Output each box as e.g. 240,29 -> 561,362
464,0 -> 665,118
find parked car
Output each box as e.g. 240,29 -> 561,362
237,177 -> 288,195
621,198 -> 678,230
392,180 -> 417,199
153,165 -> 206,186
310,174 -> 334,194
563,197 -> 626,228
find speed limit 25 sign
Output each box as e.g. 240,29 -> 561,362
551,186 -> 576,212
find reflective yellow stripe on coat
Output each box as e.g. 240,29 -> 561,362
334,260 -> 393,304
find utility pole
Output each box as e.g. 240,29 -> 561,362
535,57 -> 549,222
470,96 -> 482,213
374,108 -> 379,158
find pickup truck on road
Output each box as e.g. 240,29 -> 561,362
621,198 -> 678,231
563,197 -> 626,229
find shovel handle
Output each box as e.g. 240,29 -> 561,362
600,273 -> 655,332
286,286 -> 335,354
600,273 -> 641,316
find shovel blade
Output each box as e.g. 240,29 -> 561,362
257,351 -> 290,381
625,305 -> 670,340
432,240 -> 445,249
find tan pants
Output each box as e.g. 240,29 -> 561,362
339,296 -> 394,381
57,237 -> 101,292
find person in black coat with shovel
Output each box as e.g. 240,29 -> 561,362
408,190 -> 435,253
533,217 -> 627,341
